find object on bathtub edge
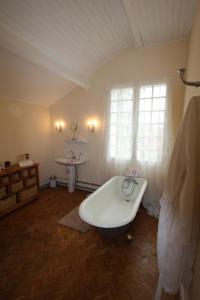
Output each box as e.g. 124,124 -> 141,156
123,167 -> 139,177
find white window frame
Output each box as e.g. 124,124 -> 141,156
136,82 -> 168,163
107,86 -> 134,161
107,80 -> 168,164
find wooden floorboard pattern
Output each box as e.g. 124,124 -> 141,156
0,187 -> 177,300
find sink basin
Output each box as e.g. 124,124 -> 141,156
54,157 -> 86,166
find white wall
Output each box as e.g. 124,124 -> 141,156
50,40 -> 188,185
0,98 -> 52,184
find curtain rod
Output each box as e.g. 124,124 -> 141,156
177,68 -> 200,87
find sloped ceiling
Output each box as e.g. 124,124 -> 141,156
0,0 -> 196,106
0,47 -> 75,106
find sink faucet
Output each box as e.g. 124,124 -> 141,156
69,151 -> 76,159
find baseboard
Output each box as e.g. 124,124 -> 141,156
56,178 -> 100,192
39,179 -> 49,190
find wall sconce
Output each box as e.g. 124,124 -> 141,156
87,120 -> 97,133
55,120 -> 64,132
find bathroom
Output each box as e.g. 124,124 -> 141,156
0,1 -> 200,299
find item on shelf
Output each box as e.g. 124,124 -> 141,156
25,153 -> 30,160
2,161 -> 11,169
19,160 -> 34,167
5,161 -> 11,168
19,153 -> 33,167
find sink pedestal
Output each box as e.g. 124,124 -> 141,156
54,158 -> 86,193
67,165 -> 76,193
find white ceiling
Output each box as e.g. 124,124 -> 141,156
0,0 -> 196,106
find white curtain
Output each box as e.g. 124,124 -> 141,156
156,96 -> 200,299
105,81 -> 172,217
105,85 -> 135,176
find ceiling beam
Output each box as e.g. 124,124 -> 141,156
0,24 -> 90,89
122,0 -> 144,48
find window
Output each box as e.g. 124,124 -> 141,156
107,82 -> 167,163
137,84 -> 167,162
108,87 -> 134,160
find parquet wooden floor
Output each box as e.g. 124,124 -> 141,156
0,187 -> 178,300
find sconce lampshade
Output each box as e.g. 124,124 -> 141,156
88,120 -> 97,132
55,121 -> 64,132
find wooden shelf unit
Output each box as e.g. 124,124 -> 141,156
0,163 -> 39,218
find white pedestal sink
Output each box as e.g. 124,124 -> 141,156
54,158 -> 86,192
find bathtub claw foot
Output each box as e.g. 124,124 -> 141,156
127,233 -> 133,242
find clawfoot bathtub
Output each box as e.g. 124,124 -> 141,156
79,176 -> 147,238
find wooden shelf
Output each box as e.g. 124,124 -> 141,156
0,163 -> 38,176
0,194 -> 38,218
0,183 -> 37,200
0,182 -> 9,188
0,164 -> 39,218
10,178 -> 22,184
26,174 -> 36,179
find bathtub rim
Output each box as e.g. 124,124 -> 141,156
79,175 -> 147,228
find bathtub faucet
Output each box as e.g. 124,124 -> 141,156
122,177 -> 138,197
69,151 -> 76,159
125,176 -> 138,185
132,178 -> 138,185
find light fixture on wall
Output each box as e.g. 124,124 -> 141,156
55,120 -> 64,132
70,122 -> 78,140
87,120 -> 97,133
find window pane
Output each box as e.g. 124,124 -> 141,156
151,124 -> 164,137
152,98 -> 165,111
137,83 -> 167,163
139,99 -> 152,111
110,125 -> 116,135
153,84 -> 167,97
151,125 -> 158,137
152,111 -> 165,124
110,113 -> 117,124
140,86 -> 152,98
111,88 -> 133,101
108,87 -> 134,160
121,88 -> 133,100
121,101 -> 133,112
111,102 -> 118,112
158,124 -> 164,136
111,89 -> 118,101
139,112 -> 151,124
110,147 -> 116,158
137,124 -> 150,137
108,83 -> 167,163
110,135 -> 116,146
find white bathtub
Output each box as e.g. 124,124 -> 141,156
79,176 -> 147,229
